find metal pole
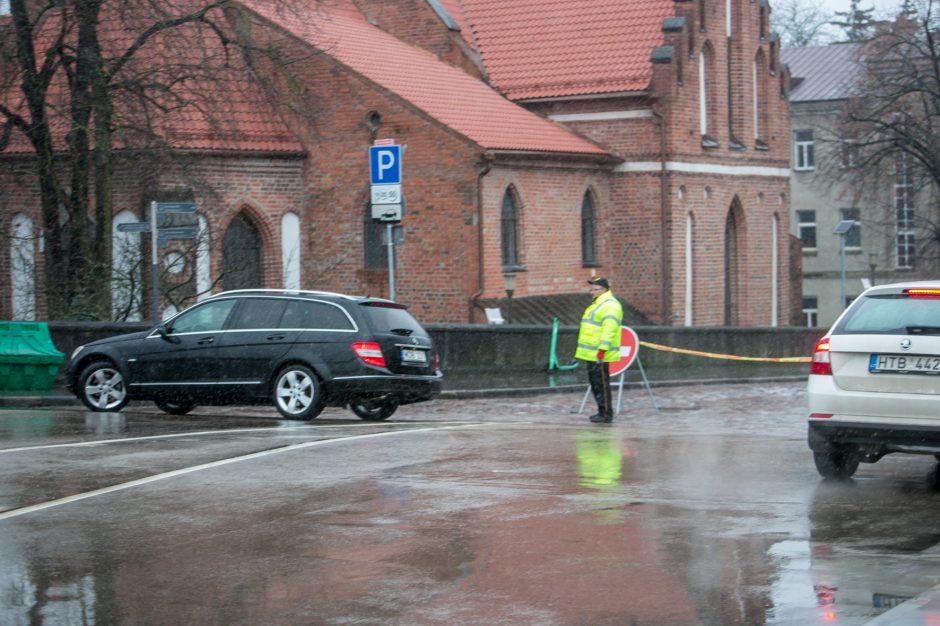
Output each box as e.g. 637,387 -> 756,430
839,234 -> 846,311
150,200 -> 160,324
386,223 -> 396,301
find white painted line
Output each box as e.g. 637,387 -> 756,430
0,422 -> 476,454
0,424 -> 488,522
0,427 -> 288,454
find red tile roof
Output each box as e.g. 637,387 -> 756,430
243,0 -> 609,156
1,6 -> 302,155
454,0 -> 675,100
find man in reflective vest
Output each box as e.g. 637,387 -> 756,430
575,277 -> 623,423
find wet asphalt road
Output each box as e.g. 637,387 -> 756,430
2,382 -> 940,626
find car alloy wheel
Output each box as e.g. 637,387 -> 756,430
79,361 -> 129,412
273,365 -> 324,420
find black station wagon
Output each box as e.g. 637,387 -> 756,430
66,290 -> 443,420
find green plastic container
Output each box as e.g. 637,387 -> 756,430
0,322 -> 66,392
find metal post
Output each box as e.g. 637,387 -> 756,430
386,223 -> 396,301
839,234 -> 846,311
150,201 -> 160,324
834,219 -> 856,312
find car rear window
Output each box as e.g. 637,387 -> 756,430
362,303 -> 424,334
281,300 -> 355,331
836,294 -> 940,334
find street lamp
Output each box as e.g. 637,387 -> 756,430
834,219 -> 857,310
503,272 -> 516,324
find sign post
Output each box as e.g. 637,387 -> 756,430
150,201 -> 159,323
146,201 -> 200,323
369,142 -> 404,300
579,326 -> 659,414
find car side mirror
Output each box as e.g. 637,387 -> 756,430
157,324 -> 181,344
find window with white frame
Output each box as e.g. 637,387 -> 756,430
699,51 -> 708,136
10,213 -> 36,320
501,188 -> 520,268
796,210 -> 816,249
794,130 -> 814,170
802,296 -> 818,328
281,212 -> 301,290
840,208 -> 860,248
895,153 -> 915,270
112,211 -> 143,321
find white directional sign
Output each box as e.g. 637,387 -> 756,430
372,204 -> 403,222
157,202 -> 196,213
371,184 -> 402,205
116,222 -> 151,233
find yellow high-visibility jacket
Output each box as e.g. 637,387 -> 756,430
575,290 -> 623,362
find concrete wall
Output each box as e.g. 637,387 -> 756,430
44,322 -> 822,393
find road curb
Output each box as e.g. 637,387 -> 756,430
0,375 -> 807,408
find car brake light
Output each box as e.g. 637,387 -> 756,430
810,338 -> 832,375
904,288 -> 940,299
352,342 -> 386,367
810,413 -> 834,419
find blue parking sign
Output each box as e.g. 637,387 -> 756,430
369,145 -> 402,185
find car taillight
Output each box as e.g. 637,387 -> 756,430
904,288 -> 940,299
810,338 -> 832,375
429,351 -> 440,371
352,342 -> 386,367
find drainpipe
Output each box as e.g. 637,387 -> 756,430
652,101 -> 671,324
469,153 -> 494,322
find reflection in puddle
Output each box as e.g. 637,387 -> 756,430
576,429 -> 623,489
84,413 -> 125,435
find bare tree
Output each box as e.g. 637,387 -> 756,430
831,0 -> 877,42
833,0 -> 940,273
771,0 -> 836,47
0,0 -> 308,320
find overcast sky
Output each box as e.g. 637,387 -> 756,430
815,0 -> 905,18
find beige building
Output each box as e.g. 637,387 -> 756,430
784,43 -> 936,328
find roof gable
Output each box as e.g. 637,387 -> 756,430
454,0 -> 676,100
243,0 -> 609,156
783,43 -> 862,103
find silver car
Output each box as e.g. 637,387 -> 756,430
808,281 -> 940,478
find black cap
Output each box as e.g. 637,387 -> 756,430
588,276 -> 610,290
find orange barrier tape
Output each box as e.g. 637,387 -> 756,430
639,340 -> 811,363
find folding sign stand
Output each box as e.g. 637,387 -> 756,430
578,327 -> 659,414
547,317 -> 580,371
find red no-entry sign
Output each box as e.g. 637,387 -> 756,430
609,326 -> 640,376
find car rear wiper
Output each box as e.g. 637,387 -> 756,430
389,328 -> 414,336
906,326 -> 940,335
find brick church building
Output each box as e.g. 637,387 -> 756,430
1,0 -> 795,326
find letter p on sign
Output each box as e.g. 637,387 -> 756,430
369,145 -> 402,185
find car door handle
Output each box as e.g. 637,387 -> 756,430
266,334 -> 286,341
198,337 -> 215,345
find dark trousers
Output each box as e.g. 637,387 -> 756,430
587,361 -> 613,419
